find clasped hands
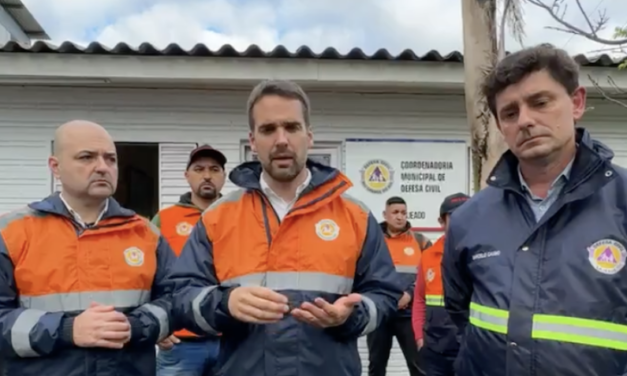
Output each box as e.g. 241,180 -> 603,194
72,302 -> 131,349
228,286 -> 362,327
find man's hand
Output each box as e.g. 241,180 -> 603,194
158,335 -> 180,350
416,338 -> 424,350
398,292 -> 411,309
291,293 -> 362,328
228,286 -> 290,324
73,302 -> 131,349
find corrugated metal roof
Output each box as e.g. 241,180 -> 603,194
0,0 -> 49,40
0,40 -> 624,67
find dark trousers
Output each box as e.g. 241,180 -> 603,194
422,347 -> 456,376
367,316 -> 424,376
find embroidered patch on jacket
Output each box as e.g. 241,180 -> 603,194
315,219 -> 340,241
404,247 -> 415,256
587,239 -> 627,275
176,221 -> 193,236
124,247 -> 145,267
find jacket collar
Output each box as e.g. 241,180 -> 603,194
29,192 -> 135,220
229,159 -> 340,192
379,221 -> 412,237
487,127 -> 616,198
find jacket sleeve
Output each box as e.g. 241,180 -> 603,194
412,260 -> 426,341
125,234 -> 176,345
168,219 -> 248,335
442,220 -> 472,332
0,234 -> 73,357
327,213 -> 404,340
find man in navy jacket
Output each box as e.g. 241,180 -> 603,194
442,43 -> 627,376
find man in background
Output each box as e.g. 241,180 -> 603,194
153,145 -> 227,376
367,196 -> 430,376
412,193 -> 469,376
0,120 -> 174,376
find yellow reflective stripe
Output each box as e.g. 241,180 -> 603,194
395,265 -> 417,274
469,302 -> 509,334
532,314 -> 627,351
426,294 -> 444,307
19,289 -> 151,312
11,309 -> 46,357
222,272 -> 353,294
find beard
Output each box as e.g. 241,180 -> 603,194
195,184 -> 218,200
262,158 -> 305,182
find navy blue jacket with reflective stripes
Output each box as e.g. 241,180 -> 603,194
168,160 -> 404,376
442,128 -> 627,376
0,194 -> 176,376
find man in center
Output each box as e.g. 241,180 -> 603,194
167,79 -> 403,376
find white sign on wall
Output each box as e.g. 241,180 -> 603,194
344,139 -> 468,229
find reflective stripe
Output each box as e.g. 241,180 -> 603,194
11,309 -> 46,357
20,289 -> 151,312
396,265 -> 417,274
532,314 -> 627,351
222,271 -> 353,294
140,303 -> 170,342
192,286 -> 219,336
360,294 -> 378,336
469,302 -> 509,334
425,294 -> 444,307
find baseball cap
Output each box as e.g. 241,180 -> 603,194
439,192 -> 470,217
187,145 -> 227,170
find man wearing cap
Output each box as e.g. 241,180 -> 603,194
412,193 -> 469,376
152,145 -> 227,376
367,196 -> 431,376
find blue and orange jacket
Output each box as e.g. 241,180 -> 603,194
380,222 -> 430,317
0,193 -> 175,376
168,160 -> 404,376
415,236 -> 459,355
153,192 -> 219,339
443,128 -> 627,376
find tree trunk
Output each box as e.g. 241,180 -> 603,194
461,0 -> 508,192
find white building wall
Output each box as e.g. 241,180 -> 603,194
0,85 -> 625,375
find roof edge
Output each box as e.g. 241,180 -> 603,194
0,40 -> 623,67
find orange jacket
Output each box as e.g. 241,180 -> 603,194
381,223 -> 431,316
414,235 -> 459,354
167,161 -> 404,376
153,193 -> 209,338
0,193 -> 175,376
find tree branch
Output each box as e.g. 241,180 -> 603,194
526,0 -> 627,45
588,74 -> 627,109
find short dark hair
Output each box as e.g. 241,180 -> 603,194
482,43 -> 580,117
386,196 -> 406,206
246,80 -> 311,131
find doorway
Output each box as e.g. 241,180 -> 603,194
50,142 -> 160,218
115,143 -> 159,218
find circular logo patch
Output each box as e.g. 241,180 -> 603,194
124,247 -> 144,267
360,159 -> 394,194
176,221 -> 193,236
315,219 -> 340,241
404,247 -> 415,256
587,239 -> 627,275
426,268 -> 435,283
